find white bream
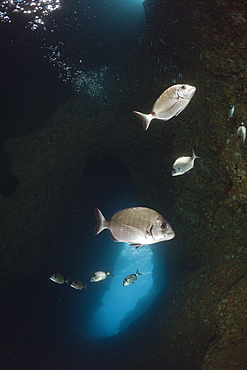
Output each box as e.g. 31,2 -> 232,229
237,122 -> 246,143
172,148 -> 201,176
94,207 -> 175,249
134,84 -> 196,131
123,269 -> 142,286
90,270 -> 114,282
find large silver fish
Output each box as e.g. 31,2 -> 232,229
94,207 -> 175,249
123,269 -> 142,287
172,148 -> 201,176
134,84 -> 196,131
90,270 -> 114,282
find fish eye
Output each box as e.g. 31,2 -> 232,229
181,85 -> 186,90
161,222 -> 167,229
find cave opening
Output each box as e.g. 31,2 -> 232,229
73,155 -> 167,339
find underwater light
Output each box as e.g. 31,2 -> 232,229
0,0 -> 61,29
73,155 -> 166,339
88,244 -> 155,338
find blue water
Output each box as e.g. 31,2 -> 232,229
57,155 -> 166,339
88,244 -> 154,338
1,0 -> 172,368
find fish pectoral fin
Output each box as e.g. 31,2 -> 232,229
175,107 -> 185,116
129,243 -> 144,249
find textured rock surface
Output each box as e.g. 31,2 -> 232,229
142,0 -> 247,368
1,0 -> 246,369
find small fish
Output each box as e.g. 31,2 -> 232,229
70,280 -> 87,291
227,104 -> 235,118
172,72 -> 183,84
237,122 -> 246,143
94,207 -> 175,249
159,38 -> 167,46
123,269 -> 142,286
90,270 -> 114,282
172,148 -> 201,176
50,273 -> 66,284
133,84 -> 196,131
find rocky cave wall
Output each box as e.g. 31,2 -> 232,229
142,0 -> 247,368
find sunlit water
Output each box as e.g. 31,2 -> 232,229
88,244 -> 155,338
0,0 -> 61,29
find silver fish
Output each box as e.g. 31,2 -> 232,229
228,104 -> 235,118
237,122 -> 246,143
50,273 -> 66,284
123,269 -> 142,286
94,207 -> 175,249
172,148 -> 201,176
133,84 -> 196,131
70,280 -> 87,291
90,270 -> 114,282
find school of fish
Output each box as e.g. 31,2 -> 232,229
50,83 -> 245,292
50,268 -> 143,290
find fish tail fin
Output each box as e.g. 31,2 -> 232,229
94,208 -> 108,235
108,270 -> 114,277
65,278 -> 71,285
133,111 -> 152,131
84,284 -> 88,291
136,269 -> 142,276
192,148 -> 201,159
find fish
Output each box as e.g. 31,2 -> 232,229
227,104 -> 235,118
90,270 -> 114,282
133,84 -> 196,131
159,38 -> 167,46
123,269 -> 142,286
49,273 -> 66,284
237,122 -> 246,143
70,280 -> 87,291
172,148 -> 201,176
94,207 -> 175,249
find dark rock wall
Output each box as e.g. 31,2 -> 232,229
143,0 -> 247,368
